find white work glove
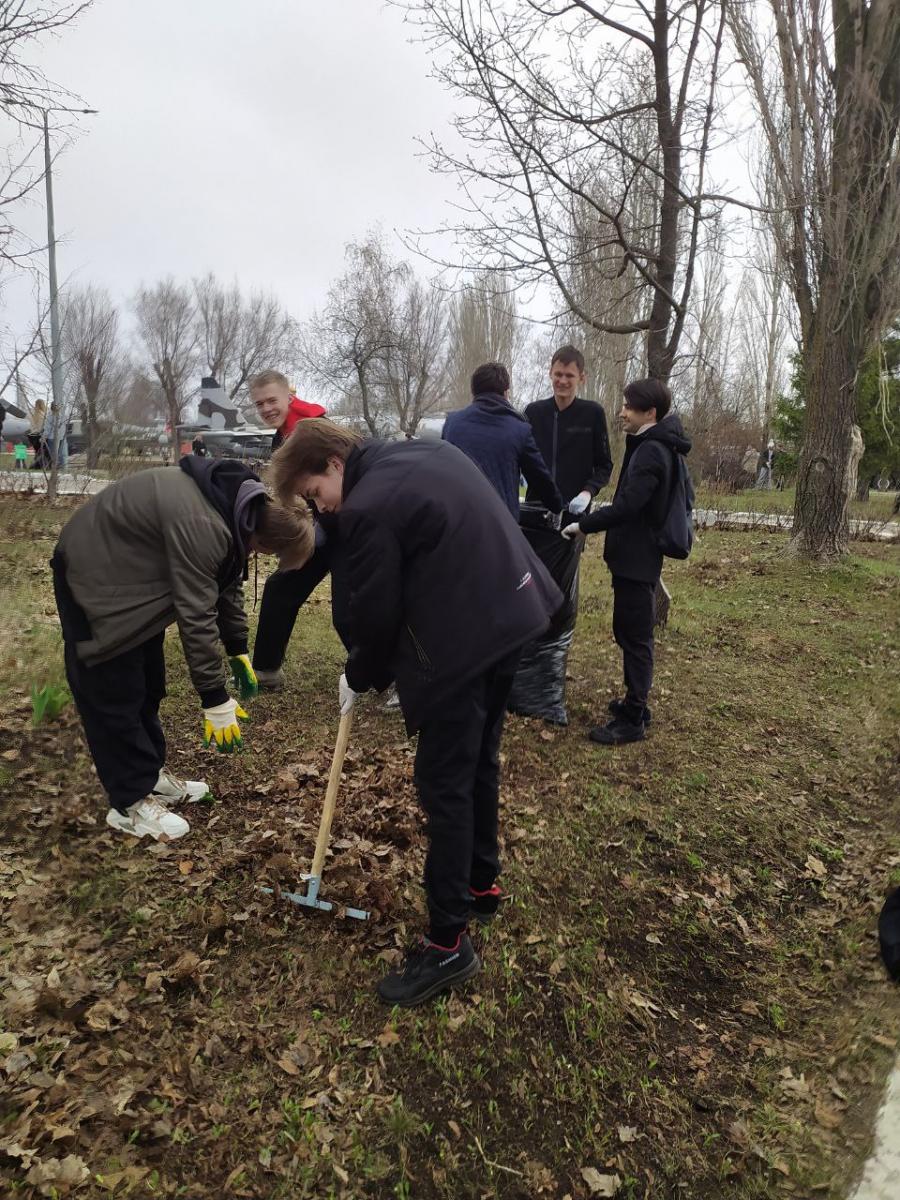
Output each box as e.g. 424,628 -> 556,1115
203,698 -> 248,753
339,673 -> 357,716
562,523 -> 583,541
568,490 -> 591,515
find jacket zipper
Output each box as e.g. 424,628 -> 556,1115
552,409 -> 559,481
407,624 -> 432,670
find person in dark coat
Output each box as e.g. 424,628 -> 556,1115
563,378 -> 691,745
524,345 -> 613,514
442,362 -> 563,519
269,419 -> 563,1008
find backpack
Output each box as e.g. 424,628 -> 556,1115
655,452 -> 694,559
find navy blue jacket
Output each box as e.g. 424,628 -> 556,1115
578,413 -> 692,583
338,439 -> 563,732
442,393 -> 563,519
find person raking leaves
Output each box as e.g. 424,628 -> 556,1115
269,418 -> 562,1007
51,457 -> 313,842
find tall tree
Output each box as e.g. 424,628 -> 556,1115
60,285 -> 122,467
399,0 -> 728,380
193,273 -> 298,406
445,273 -> 523,410
133,279 -> 198,444
728,0 -> 900,559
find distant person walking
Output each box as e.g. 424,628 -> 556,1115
192,434 -> 208,457
756,440 -> 775,490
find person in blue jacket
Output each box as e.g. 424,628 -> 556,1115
442,362 -> 563,520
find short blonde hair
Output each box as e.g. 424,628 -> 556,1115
268,418 -> 362,506
249,369 -> 290,392
255,501 -> 315,570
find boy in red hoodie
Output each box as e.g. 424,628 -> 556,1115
250,370 -> 327,688
250,369 -> 325,450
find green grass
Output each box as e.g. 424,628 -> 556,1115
693,483 -> 898,522
0,495 -> 898,1200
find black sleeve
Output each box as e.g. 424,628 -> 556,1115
579,445 -> 666,534
585,406 -> 613,494
519,429 -> 564,513
338,511 -> 404,693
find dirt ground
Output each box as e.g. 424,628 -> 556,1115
1,495 -> 899,1199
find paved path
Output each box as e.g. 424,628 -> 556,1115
694,507 -> 899,543
849,1058 -> 900,1200
0,470 -> 108,496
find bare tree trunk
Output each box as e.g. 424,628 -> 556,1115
791,311 -> 859,559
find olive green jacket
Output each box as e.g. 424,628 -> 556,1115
56,468 -> 247,706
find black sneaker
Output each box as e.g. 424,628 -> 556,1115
588,717 -> 646,746
376,933 -> 481,1007
607,697 -> 652,726
469,884 -> 503,925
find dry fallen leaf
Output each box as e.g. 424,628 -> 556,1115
581,1166 -> 621,1196
377,1025 -> 401,1048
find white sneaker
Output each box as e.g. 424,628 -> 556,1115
153,767 -> 211,805
383,687 -> 401,712
106,798 -> 190,841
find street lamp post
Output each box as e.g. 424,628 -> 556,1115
5,99 -> 97,483
42,109 -> 64,422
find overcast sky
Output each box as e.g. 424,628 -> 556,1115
4,0 -> 464,338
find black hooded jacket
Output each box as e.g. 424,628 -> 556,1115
337,438 -> 563,732
178,456 -> 266,585
578,413 -> 692,583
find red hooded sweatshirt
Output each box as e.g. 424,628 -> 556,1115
273,395 -> 326,448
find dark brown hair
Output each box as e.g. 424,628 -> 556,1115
267,417 -> 362,506
550,344 -> 585,373
623,378 -> 672,419
471,362 -> 510,396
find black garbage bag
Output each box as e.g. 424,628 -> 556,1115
878,887 -> 900,981
508,505 -> 582,725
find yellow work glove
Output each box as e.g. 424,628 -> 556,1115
203,699 -> 248,753
229,653 -> 258,700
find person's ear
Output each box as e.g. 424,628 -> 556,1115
327,455 -> 345,475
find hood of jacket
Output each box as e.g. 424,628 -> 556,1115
178,456 -> 267,573
637,411 -> 692,456
471,392 -> 527,422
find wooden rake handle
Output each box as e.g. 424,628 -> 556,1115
310,709 -> 354,880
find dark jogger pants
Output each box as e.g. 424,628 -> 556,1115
252,548 -> 330,672
52,551 -> 166,814
413,650 -> 520,937
611,575 -> 657,722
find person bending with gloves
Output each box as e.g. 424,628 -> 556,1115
269,419 -> 562,1007
52,457 -> 313,842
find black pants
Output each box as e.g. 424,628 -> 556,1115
413,651 -> 520,937
52,551 -> 166,813
611,576 -> 657,722
252,549 -> 330,671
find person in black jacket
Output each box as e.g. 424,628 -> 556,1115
269,419 -> 563,1008
524,345 -> 612,514
563,379 -> 691,745
442,362 -> 563,519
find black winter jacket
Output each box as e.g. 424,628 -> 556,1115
578,414 -> 692,583
338,439 -> 563,732
524,396 -> 612,504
